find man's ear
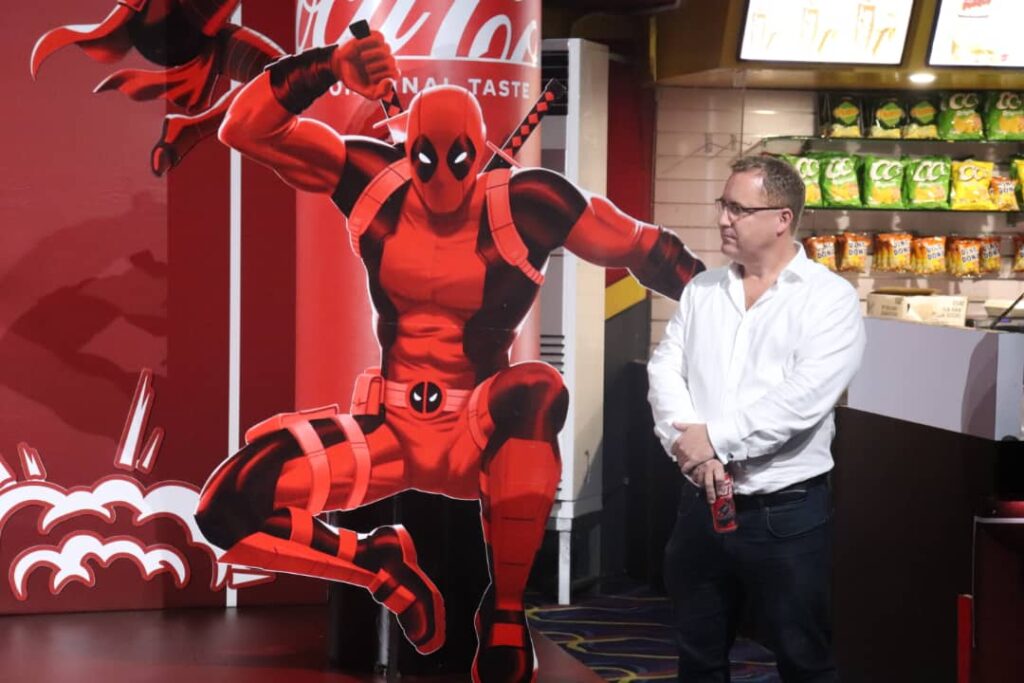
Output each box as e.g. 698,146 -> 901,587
777,208 -> 794,237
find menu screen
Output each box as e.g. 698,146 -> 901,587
929,0 -> 1024,67
739,0 -> 915,65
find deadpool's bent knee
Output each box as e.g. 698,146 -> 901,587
488,363 -> 568,441
194,432 -> 297,550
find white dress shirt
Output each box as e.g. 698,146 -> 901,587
647,246 -> 865,494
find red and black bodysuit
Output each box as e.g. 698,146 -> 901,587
195,33 -> 704,683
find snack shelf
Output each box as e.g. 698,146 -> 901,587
804,206 -> 1021,215
838,271 -> 1023,281
759,135 -> 1024,148
750,136 -> 1024,160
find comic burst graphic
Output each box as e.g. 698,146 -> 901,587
0,369 -> 273,602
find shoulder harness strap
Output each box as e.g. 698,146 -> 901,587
485,169 -> 545,286
347,158 -> 412,257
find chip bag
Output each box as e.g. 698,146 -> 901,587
990,176 -> 1019,211
1014,235 -> 1024,272
903,157 -> 951,209
803,235 -> 837,271
869,98 -> 906,139
979,236 -> 1002,273
946,238 -> 982,278
837,232 -> 870,273
821,155 -> 862,207
874,232 -> 912,272
984,91 -> 1024,140
1010,158 -> 1024,205
903,98 -> 939,139
938,92 -> 984,140
822,95 -> 862,138
861,156 -> 905,208
911,236 -> 946,274
950,160 -> 996,210
783,154 -> 823,207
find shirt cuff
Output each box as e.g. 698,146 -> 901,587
707,416 -> 744,462
653,420 -> 679,461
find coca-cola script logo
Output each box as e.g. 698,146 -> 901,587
297,0 -> 539,66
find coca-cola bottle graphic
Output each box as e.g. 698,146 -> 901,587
293,2 -> 542,675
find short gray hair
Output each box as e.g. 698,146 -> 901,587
730,156 -> 805,230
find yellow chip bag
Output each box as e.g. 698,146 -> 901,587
947,238 -> 982,278
837,233 -> 870,273
990,176 -> 1019,211
1014,235 -> 1024,272
979,236 -> 1002,273
951,160 -> 996,210
911,237 -> 946,274
803,236 -> 837,271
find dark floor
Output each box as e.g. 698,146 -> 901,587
0,605 -> 602,683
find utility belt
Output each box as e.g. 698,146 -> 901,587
351,367 -> 472,417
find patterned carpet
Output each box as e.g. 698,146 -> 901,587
527,586 -> 780,682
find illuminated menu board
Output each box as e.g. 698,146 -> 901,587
929,0 -> 1024,67
739,0 -> 915,65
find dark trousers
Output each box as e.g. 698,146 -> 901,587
663,477 -> 836,683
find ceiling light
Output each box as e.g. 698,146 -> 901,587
908,72 -> 936,85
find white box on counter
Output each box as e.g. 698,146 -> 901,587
866,289 -> 968,327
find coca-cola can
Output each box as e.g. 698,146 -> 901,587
292,0 -> 542,409
711,474 -> 738,533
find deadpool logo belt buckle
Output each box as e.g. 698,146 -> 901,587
408,381 -> 445,416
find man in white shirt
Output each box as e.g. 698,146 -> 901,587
647,156 -> 865,682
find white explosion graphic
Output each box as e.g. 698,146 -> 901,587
0,369 -> 273,601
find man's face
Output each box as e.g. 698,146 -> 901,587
716,171 -> 789,262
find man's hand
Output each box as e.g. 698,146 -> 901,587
690,458 -> 728,504
333,30 -> 399,100
671,422 -> 716,475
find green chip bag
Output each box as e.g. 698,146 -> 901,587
869,98 -> 905,139
782,154 -> 823,207
1010,157 -> 1024,205
861,156 -> 905,208
903,157 -> 951,209
984,91 -> 1024,140
821,155 -> 861,207
903,98 -> 939,139
938,92 -> 983,140
822,95 -> 862,138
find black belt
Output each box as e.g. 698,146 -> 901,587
734,473 -> 829,510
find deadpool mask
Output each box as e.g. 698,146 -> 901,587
406,86 -> 486,215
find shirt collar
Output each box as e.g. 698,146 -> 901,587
726,242 -> 811,286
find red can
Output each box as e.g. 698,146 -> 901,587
711,474 -> 738,533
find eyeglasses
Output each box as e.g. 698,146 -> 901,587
715,198 -> 787,221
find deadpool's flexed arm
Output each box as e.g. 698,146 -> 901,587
509,169 -> 705,300
219,31 -> 399,194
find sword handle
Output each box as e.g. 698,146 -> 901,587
484,79 -> 566,172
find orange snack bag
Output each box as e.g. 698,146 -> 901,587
911,236 -> 946,274
947,238 -> 982,278
1014,235 -> 1024,272
837,232 -> 870,273
874,232 -> 912,272
979,235 -> 1002,273
803,235 -> 837,271
990,176 -> 1019,211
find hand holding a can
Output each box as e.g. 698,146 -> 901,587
692,459 -> 737,533
691,457 -> 728,504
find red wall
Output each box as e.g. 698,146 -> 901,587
0,0 -> 314,614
